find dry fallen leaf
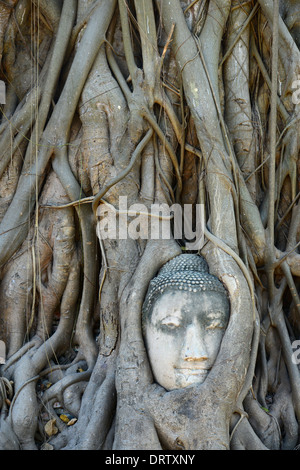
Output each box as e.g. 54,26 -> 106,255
44,419 -> 58,436
67,418 -> 77,426
41,442 -> 54,450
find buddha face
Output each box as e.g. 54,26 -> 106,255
143,290 -> 229,391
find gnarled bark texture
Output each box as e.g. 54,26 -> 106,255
0,0 -> 299,450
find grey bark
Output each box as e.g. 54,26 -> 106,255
0,0 -> 299,451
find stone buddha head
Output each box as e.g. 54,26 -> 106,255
142,254 -> 230,391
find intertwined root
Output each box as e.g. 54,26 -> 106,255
0,0 -> 299,450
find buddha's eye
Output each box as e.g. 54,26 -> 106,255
206,320 -> 224,330
164,322 -> 179,330
160,317 -> 182,330
206,319 -> 225,330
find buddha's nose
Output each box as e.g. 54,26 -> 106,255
183,323 -> 208,362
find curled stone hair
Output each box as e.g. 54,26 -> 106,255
142,254 -> 229,323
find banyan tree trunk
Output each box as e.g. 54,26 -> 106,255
0,0 -> 299,450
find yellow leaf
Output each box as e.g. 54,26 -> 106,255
59,414 -> 70,423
